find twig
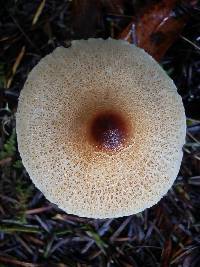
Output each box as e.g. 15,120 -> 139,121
0,255 -> 41,267
25,205 -> 53,215
181,35 -> 200,51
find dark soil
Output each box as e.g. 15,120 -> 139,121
0,0 -> 200,266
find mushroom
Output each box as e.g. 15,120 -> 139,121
16,38 -> 186,219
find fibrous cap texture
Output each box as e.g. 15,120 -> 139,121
16,38 -> 186,219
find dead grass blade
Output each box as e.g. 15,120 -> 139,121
32,0 -> 46,25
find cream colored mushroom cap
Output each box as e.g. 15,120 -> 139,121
16,38 -> 186,219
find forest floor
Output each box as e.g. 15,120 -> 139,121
0,0 -> 200,266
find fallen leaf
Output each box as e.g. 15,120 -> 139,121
118,0 -> 198,61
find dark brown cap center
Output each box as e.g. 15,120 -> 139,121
89,111 -> 130,152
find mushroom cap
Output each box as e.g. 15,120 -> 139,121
16,38 -> 186,219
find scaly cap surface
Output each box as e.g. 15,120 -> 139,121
16,38 -> 186,218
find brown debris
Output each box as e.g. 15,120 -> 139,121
160,238 -> 172,267
0,255 -> 41,267
72,0 -> 124,38
118,0 -> 198,61
6,46 -> 26,88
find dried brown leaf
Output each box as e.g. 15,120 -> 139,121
118,0 -> 198,61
